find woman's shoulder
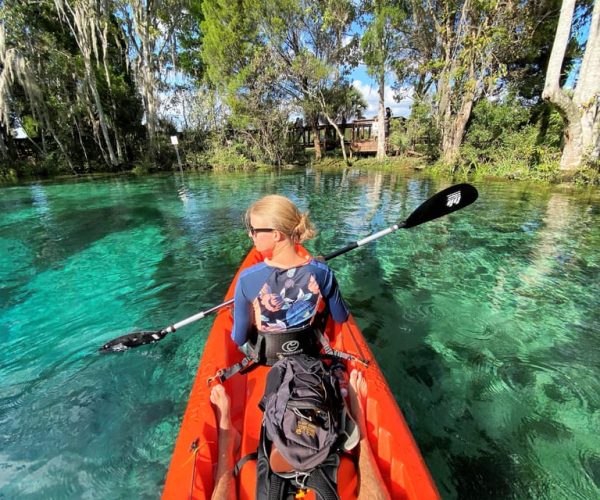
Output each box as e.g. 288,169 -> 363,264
276,258 -> 332,274
252,258 -> 333,277
238,261 -> 269,279
306,258 -> 333,272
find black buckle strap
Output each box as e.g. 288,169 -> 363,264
207,355 -> 257,385
316,330 -> 370,367
208,328 -> 369,386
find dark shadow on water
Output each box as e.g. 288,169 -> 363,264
451,450 -> 517,500
27,203 -> 165,271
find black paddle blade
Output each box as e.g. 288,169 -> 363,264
404,183 -> 478,229
99,330 -> 167,353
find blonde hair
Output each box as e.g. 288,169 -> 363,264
245,195 -> 316,243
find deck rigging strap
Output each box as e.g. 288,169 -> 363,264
207,354 -> 258,385
315,330 -> 369,367
208,328 -> 368,385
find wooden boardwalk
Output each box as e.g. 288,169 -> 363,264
291,115 -> 402,154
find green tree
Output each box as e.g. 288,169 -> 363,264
115,0 -> 193,154
397,0 -> 533,163
0,0 -> 147,174
177,0 -> 205,82
361,0 -> 405,159
201,0 -> 359,164
1,0 -> 77,169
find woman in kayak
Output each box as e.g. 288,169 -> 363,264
209,195 -> 390,498
231,194 -> 349,356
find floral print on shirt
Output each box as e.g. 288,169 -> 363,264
254,266 -> 322,332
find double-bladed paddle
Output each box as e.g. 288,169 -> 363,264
100,183 -> 478,353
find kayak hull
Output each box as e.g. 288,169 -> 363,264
163,247 -> 439,499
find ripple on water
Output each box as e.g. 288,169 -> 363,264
400,301 -> 443,323
520,415 -> 573,444
580,449 -> 600,491
497,355 -> 595,411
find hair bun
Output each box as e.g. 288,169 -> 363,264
294,212 -> 316,243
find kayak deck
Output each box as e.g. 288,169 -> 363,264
162,248 -> 439,499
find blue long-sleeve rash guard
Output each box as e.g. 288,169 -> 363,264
231,259 -> 349,346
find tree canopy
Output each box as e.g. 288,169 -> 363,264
0,0 -> 597,181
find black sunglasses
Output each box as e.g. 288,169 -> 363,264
247,225 -> 276,237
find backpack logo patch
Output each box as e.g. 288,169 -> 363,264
281,340 -> 301,353
295,420 -> 317,437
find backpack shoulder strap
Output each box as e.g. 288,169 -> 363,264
233,452 -> 258,476
268,474 -> 289,500
305,467 -> 340,500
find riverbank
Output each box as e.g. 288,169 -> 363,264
2,151 -> 599,187
311,155 -> 600,186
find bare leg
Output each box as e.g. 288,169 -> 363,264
348,370 -> 391,500
210,384 -> 240,500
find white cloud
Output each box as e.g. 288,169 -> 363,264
352,79 -> 413,118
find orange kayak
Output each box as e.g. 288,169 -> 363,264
162,247 -> 439,499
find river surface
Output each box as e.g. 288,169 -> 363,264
1,170 -> 599,499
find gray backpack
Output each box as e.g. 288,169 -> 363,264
240,354 -> 358,500
262,354 -> 347,471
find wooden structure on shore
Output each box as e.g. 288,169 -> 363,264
291,115 -> 402,154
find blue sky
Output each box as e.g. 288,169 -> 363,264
350,64 -> 413,119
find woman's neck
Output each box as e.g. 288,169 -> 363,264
265,241 -> 308,268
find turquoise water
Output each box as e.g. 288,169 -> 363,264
1,171 -> 599,499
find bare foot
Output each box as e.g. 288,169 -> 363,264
210,385 -> 241,451
348,369 -> 368,436
210,385 -> 232,429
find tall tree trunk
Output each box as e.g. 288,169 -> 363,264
0,131 -> 8,160
121,0 -> 162,157
442,80 -> 476,163
74,117 -> 89,164
543,0 -> 600,170
44,109 -> 75,172
86,105 -> 110,166
310,122 -> 322,161
86,59 -> 118,166
114,129 -> 124,164
141,37 -> 157,146
376,69 -> 386,159
437,65 -> 454,158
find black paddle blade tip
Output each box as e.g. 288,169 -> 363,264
99,330 -> 166,353
404,183 -> 478,228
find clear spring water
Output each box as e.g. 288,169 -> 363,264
0,170 -> 599,499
